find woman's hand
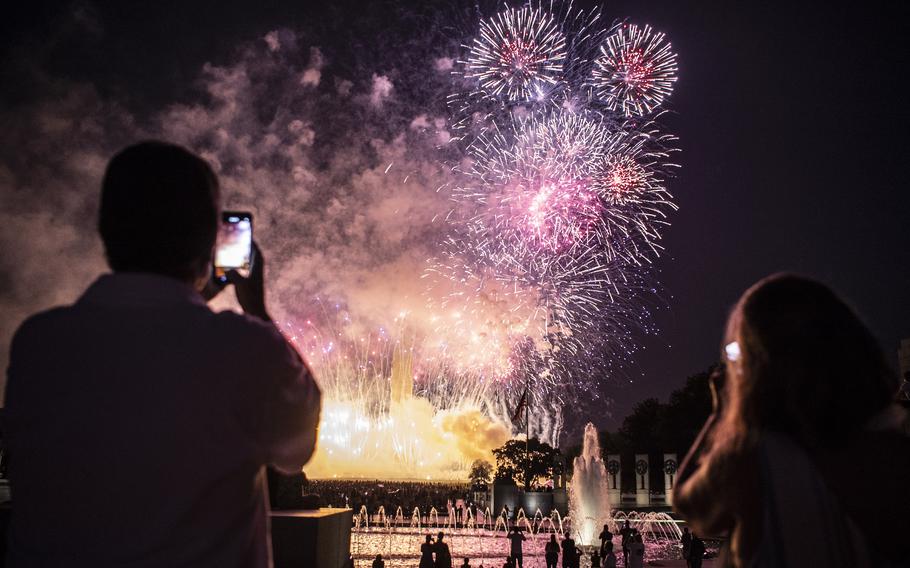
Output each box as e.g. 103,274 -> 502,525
708,364 -> 727,414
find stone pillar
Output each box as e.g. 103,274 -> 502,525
634,454 -> 650,507
491,482 -> 520,520
663,453 -> 678,506
554,454 -> 567,490
606,454 -> 621,508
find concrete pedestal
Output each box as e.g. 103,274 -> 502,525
491,482 -> 520,518
552,488 -> 569,516
271,508 -> 352,568
521,491 -> 554,516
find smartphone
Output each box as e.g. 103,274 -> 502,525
214,211 -> 253,282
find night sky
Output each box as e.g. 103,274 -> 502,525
2,0 -> 908,431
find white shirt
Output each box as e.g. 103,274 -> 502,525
4,273 -> 321,567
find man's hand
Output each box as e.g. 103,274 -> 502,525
200,272 -> 226,302
226,241 -> 271,322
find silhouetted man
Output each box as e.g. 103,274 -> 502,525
620,520 -> 634,566
689,534 -> 705,568
507,526 -> 527,568
434,532 -> 453,568
680,526 -> 692,567
560,535 -> 576,568
4,141 -> 321,567
598,523 -> 613,558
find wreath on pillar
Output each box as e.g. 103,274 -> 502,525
607,460 -> 620,476
635,459 -> 648,476
663,459 -> 678,475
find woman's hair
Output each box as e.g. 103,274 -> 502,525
720,273 -> 896,448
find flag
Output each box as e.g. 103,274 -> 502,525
510,388 -> 528,423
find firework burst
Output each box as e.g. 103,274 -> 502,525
591,24 -> 678,117
454,110 -> 677,264
464,5 -> 567,101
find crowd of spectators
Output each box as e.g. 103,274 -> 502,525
305,479 -> 476,517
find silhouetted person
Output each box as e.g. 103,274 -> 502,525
688,535 -> 705,568
545,534 -> 560,568
590,550 -> 600,568
420,534 -> 435,568
435,532 -> 453,568
627,532 -> 644,568
598,523 -> 613,558
461,558 -> 470,568
507,526 -> 526,567
674,274 -> 910,566
372,554 -> 385,568
560,536 -> 575,568
619,520 -> 634,566
3,141 -> 322,567
602,542 -> 617,568
680,526 -> 692,567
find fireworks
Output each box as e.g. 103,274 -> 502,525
285,306 -> 511,478
438,5 -> 681,422
294,4 -> 680,477
454,111 -> 677,271
591,24 -> 678,117
464,5 -> 567,101
455,112 -> 609,254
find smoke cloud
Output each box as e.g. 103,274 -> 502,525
0,23 -> 543,475
0,28 -> 466,346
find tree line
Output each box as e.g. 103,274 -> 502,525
475,367 -> 715,493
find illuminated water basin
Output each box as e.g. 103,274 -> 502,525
352,529 -> 684,568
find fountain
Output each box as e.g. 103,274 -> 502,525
347,422 -> 690,565
569,422 -> 610,546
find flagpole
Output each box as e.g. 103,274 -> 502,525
525,353 -> 532,496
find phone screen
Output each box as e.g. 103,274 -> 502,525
214,211 -> 252,281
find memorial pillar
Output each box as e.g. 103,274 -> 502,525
634,454 -> 650,507
663,453 -> 678,506
606,454 -> 621,508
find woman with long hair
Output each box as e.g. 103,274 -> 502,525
673,274 -> 909,566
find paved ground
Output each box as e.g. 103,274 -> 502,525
646,560 -> 718,567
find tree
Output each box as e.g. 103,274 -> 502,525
659,368 -> 713,455
468,459 -> 493,490
492,438 -> 564,490
571,366 -> 715,492
558,367 -> 716,492
618,398 -> 665,453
